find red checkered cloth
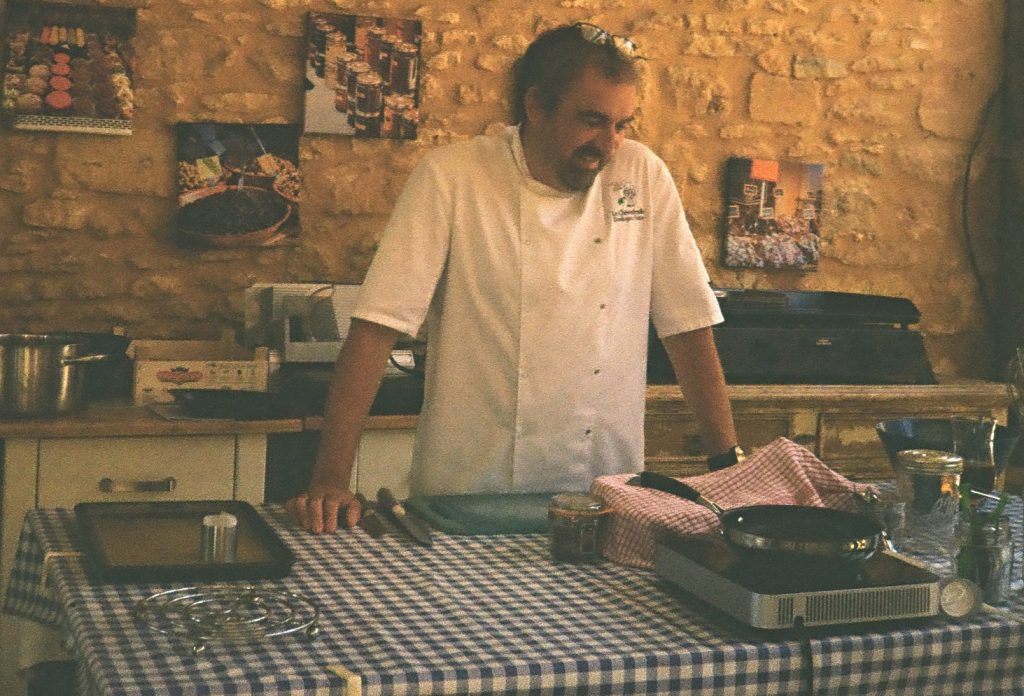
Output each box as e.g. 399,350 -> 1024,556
592,437 -> 872,569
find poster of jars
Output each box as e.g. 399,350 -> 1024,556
722,157 -> 824,270
1,1 -> 136,135
175,123 -> 302,249
303,11 -> 421,139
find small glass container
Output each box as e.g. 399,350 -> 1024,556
548,493 -> 610,564
201,511 -> 238,563
862,492 -> 907,552
956,514 -> 1014,605
895,449 -> 963,558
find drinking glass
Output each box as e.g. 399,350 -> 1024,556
951,416 -> 998,491
956,513 -> 1014,605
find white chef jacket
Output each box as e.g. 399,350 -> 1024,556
352,126 -> 722,495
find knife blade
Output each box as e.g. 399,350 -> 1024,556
377,487 -> 433,546
354,492 -> 386,538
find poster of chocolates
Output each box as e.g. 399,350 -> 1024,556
303,11 -> 422,139
722,157 -> 824,270
1,1 -> 136,135
175,123 -> 302,249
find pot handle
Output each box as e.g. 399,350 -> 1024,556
635,471 -> 726,517
61,353 -> 110,365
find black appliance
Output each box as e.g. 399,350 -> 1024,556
648,288 -> 936,385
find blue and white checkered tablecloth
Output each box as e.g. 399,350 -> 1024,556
4,499 -> 1024,696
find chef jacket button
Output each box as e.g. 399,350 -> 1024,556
585,428 -> 593,435
599,303 -> 606,309
593,368 -> 601,375
594,238 -> 602,244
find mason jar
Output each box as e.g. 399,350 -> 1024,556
548,493 -> 610,564
895,449 -> 963,558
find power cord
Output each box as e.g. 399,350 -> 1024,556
961,79 -> 1004,332
794,616 -> 814,696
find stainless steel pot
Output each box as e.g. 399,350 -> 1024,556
0,334 -> 108,417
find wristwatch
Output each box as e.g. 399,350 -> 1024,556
707,445 -> 746,472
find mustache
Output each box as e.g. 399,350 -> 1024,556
573,145 -> 605,161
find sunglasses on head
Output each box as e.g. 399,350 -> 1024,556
574,22 -> 638,57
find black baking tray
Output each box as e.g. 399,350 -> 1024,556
74,500 -> 295,583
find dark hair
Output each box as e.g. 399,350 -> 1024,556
510,24 -> 639,125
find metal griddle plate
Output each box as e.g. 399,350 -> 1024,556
75,500 -> 295,583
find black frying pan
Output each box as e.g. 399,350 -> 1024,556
635,471 -> 885,562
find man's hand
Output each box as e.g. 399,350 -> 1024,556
285,484 -> 362,534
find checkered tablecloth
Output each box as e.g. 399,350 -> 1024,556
5,499 -> 1024,696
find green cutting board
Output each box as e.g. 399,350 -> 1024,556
405,493 -> 577,535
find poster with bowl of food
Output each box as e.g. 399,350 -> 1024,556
175,123 -> 302,249
2,1 -> 136,135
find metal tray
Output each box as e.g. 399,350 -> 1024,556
74,500 -> 295,583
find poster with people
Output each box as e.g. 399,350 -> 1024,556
723,157 -> 824,270
303,11 -> 422,139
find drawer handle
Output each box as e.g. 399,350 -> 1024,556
98,477 -> 177,493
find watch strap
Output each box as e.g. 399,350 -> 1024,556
707,445 -> 745,472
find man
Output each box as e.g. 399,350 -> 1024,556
288,23 -> 740,534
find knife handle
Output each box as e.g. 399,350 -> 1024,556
377,487 -> 402,516
354,492 -> 370,511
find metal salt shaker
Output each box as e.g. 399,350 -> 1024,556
201,511 -> 238,562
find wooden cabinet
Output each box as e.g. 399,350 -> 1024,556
0,405 -> 301,696
644,382 -> 1009,480
36,436 -> 237,506
325,383 -> 1012,496
1,434 -> 267,608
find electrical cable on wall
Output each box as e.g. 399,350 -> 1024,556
961,79 -> 1004,331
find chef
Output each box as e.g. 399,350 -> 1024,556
287,22 -> 741,534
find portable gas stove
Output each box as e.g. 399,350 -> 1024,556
655,535 -> 942,630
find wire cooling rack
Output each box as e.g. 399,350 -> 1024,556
135,584 -> 320,655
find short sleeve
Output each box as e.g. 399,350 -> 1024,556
351,155 -> 454,337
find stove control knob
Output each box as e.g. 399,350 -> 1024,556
939,577 -> 982,618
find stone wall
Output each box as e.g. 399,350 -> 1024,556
0,0 -> 1008,379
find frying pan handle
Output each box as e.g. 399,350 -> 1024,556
636,471 -> 725,516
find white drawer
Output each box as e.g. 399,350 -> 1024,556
37,436 -> 236,508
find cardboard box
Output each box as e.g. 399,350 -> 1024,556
129,338 -> 270,405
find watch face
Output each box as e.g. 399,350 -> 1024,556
939,577 -> 982,618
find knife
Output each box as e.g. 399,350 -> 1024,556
377,487 -> 433,546
354,492 -> 386,538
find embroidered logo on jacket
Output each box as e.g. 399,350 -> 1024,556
610,181 -> 645,222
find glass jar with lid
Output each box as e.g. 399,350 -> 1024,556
895,448 -> 963,559
547,493 -> 610,564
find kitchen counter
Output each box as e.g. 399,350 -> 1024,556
5,501 -> 1024,696
0,400 -> 304,438
0,400 -> 423,437
0,379 -> 1006,438
646,379 -> 1009,408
